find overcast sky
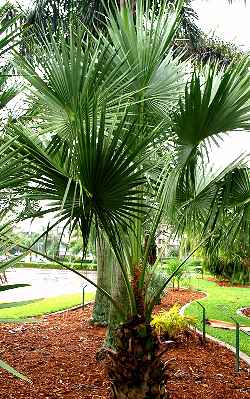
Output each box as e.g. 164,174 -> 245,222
192,0 -> 250,167
193,0 -> 250,50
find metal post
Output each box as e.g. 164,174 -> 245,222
231,317 -> 240,372
197,302 -> 206,343
82,284 -> 87,309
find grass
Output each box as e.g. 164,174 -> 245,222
0,292 -> 95,320
183,277 -> 250,356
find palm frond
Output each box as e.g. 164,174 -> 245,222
0,2 -> 23,55
172,58 -> 250,146
104,0 -> 186,116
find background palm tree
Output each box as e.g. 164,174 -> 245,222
175,164 -> 250,283
23,0 -> 247,62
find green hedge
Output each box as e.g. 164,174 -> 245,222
56,256 -> 96,264
14,262 -> 97,271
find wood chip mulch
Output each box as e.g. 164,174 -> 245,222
207,277 -> 250,288
0,289 -> 249,399
242,308 -> 250,318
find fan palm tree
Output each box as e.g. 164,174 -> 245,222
1,1 -> 250,396
177,165 -> 250,282
21,0 -> 248,332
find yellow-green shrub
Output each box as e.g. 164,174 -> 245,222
151,304 -> 196,339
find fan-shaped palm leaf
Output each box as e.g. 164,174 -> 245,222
163,58 -> 250,218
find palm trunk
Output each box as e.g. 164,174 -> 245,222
105,259 -> 129,347
92,234 -> 112,325
104,269 -> 168,398
105,317 -> 168,399
119,0 -> 136,12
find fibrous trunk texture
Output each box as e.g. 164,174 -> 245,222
92,234 -> 112,325
105,318 -> 168,399
105,260 -> 129,347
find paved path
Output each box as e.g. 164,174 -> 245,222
1,268 -> 96,301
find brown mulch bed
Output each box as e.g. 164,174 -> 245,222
242,308 -> 250,318
153,288 -> 205,314
207,277 -> 250,288
0,289 -> 249,399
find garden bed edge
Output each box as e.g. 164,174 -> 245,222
180,296 -> 250,367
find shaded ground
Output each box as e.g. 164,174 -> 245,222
0,289 -> 249,399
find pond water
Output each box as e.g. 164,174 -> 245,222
1,268 -> 97,301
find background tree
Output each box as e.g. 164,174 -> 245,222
92,230 -> 113,325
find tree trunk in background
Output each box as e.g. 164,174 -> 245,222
92,234 -> 112,325
105,260 -> 129,348
119,0 -> 136,12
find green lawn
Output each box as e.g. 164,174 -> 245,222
183,278 -> 250,356
0,292 -> 95,320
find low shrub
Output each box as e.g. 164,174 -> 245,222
151,304 -> 196,339
186,259 -> 202,270
162,258 -> 203,288
164,258 -> 179,269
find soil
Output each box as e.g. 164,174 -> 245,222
154,288 -> 205,314
242,308 -> 250,318
0,289 -> 249,399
